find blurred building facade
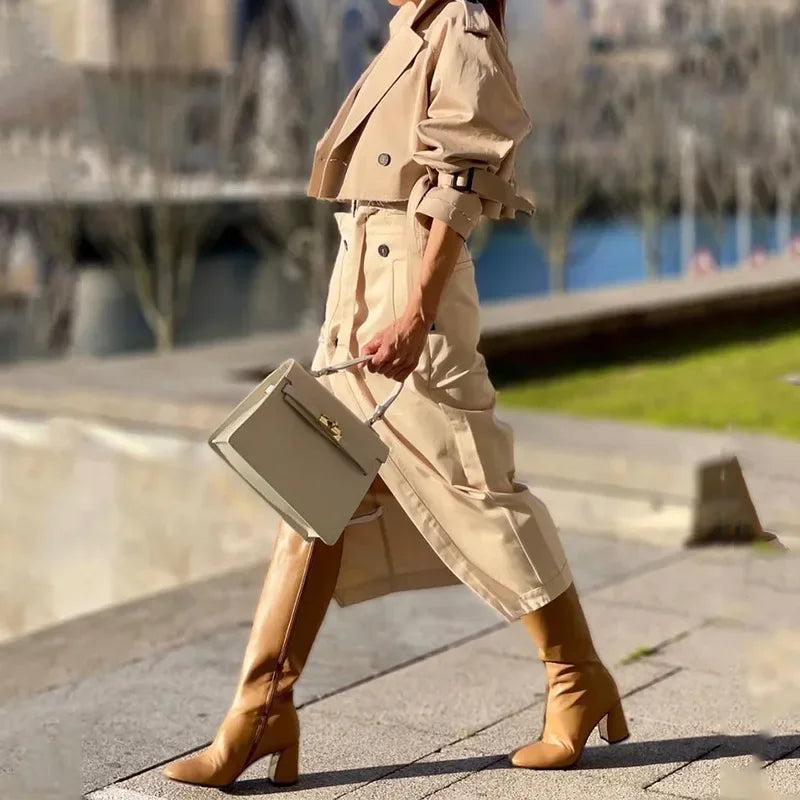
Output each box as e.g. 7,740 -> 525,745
0,0 -> 798,360
0,0 -> 390,360
587,0 -> 798,40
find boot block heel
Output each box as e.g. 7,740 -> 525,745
598,702 -> 629,744
268,741 -> 299,786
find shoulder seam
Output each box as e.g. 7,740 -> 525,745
424,1 -> 490,36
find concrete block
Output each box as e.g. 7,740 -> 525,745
0,418 -> 279,644
530,483 -> 692,549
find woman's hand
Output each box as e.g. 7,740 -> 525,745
360,217 -> 462,383
360,309 -> 430,383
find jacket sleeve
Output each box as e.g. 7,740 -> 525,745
412,19 -> 531,240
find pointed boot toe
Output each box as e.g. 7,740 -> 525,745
162,754 -> 220,787
510,740 -> 577,770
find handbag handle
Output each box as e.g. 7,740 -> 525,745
311,354 -> 404,426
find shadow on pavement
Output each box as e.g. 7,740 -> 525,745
225,733 -> 800,795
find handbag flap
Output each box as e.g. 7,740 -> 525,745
280,370 -> 389,471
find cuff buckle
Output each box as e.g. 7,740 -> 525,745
452,168 -> 475,192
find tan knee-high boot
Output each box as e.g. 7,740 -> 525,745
510,583 -> 629,769
163,520 -> 344,787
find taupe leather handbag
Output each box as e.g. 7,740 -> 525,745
208,355 -> 403,545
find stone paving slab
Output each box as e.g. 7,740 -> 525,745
763,747 -> 800,796
0,562 -> 267,705
472,599 -> 699,666
11,539 -> 800,800
557,531 -> 684,598
2,531 -> 668,797
97,636 -> 688,800
621,667 -> 799,738
457,713 -> 744,796
0,583 -> 498,795
685,546 -> 800,596
331,743 -> 501,800
453,661 -> 675,758
590,551 -> 800,632
649,736 -> 800,799
298,639 -> 547,740
651,619 -> 776,676
422,754 -> 659,800
111,709 -> 451,800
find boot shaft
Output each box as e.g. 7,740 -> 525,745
519,584 -> 600,665
234,523 -> 344,705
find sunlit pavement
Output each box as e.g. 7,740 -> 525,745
2,530 -> 798,800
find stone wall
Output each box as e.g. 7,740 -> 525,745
0,411 -> 279,643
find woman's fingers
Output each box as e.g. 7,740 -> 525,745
361,324 -> 422,380
369,343 -> 395,374
387,356 -> 414,382
360,335 -> 382,359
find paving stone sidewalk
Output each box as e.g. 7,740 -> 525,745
92,548 -> 799,800
5,536 -> 796,800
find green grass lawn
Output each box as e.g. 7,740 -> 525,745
495,321 -> 800,441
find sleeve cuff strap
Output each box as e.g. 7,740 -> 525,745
415,186 -> 483,240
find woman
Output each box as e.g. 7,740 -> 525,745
163,0 -> 628,789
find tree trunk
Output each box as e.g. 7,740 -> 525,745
679,127 -> 697,272
548,229 -> 568,293
153,313 -> 174,352
776,181 -> 793,254
736,162 -> 753,264
641,204 -> 660,280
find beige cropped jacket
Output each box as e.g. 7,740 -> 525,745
307,0 -> 535,246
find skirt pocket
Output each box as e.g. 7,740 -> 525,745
438,403 -> 517,494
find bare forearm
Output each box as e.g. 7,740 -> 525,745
405,218 -> 464,326
362,218 -> 465,383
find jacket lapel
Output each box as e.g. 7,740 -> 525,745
331,25 -> 424,150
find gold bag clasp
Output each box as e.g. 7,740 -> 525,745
318,414 -> 342,442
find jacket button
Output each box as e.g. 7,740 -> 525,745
378,244 -> 390,257
378,152 -> 391,166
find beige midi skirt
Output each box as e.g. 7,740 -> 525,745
310,203 -> 573,621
